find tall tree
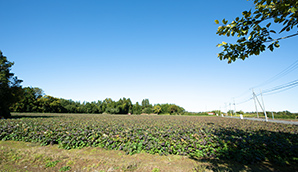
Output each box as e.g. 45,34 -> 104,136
132,102 -> 142,114
169,105 -> 179,114
141,99 -> 151,108
216,0 -> 298,63
37,95 -> 64,113
0,51 -> 23,118
10,87 -> 44,112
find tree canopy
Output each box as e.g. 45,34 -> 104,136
9,87 -> 186,115
215,0 -> 298,63
0,51 -> 22,118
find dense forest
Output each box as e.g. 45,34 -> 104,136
9,87 -> 186,115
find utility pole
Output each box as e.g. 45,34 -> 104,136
252,89 -> 259,118
229,103 -> 232,116
260,89 -> 268,122
252,91 -> 268,122
233,98 -> 236,116
225,102 -> 227,116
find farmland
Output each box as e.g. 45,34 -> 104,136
1,113 -> 297,171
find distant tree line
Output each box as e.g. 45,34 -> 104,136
0,50 -> 186,117
1,50 -> 296,118
245,111 -> 297,119
9,87 -> 185,115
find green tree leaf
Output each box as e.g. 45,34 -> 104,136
216,0 -> 298,63
290,7 -> 297,13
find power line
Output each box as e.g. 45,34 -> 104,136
236,97 -> 253,105
234,90 -> 251,99
234,79 -> 298,106
262,79 -> 298,95
264,83 -> 298,96
253,59 -> 298,88
226,60 -> 298,111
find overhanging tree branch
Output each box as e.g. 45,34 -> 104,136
215,0 -> 298,63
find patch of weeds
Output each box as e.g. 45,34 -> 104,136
0,150 -> 8,158
44,157 -> 53,161
1,149 -> 22,162
152,167 -> 160,172
123,161 -> 139,171
95,162 -> 102,168
97,159 -> 107,166
45,160 -> 60,168
11,154 -> 22,161
193,164 -> 208,172
31,154 -> 44,163
90,164 -> 97,168
66,160 -> 75,166
83,166 -> 91,171
90,148 -> 97,153
7,151 -> 19,161
59,166 -> 71,171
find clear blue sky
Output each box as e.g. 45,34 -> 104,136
1,0 -> 297,112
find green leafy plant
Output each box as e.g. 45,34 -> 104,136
152,167 -> 160,172
45,160 -> 60,168
0,114 -> 297,165
59,166 -> 71,171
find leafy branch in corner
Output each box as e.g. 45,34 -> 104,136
215,0 -> 298,63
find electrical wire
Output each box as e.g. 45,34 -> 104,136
233,79 -> 298,106
264,83 -> 298,96
234,90 -> 251,99
262,79 -> 298,95
253,60 -> 298,88
236,97 -> 253,105
226,60 -> 298,110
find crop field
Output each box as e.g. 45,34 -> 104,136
1,113 -> 297,171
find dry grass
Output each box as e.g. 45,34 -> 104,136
0,141 -> 295,172
0,141 -> 199,172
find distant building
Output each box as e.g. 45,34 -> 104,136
207,112 -> 215,115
